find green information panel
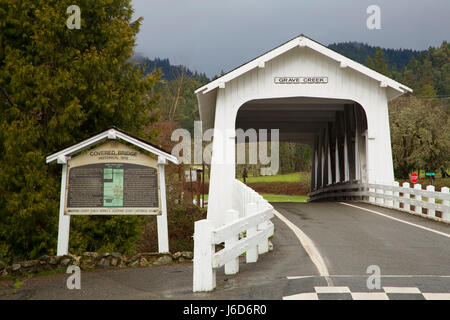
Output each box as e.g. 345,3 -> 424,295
103,166 -> 124,207
425,172 -> 435,176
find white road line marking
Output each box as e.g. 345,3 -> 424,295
286,276 -> 315,280
283,292 -> 319,300
422,293 -> 450,300
273,210 -> 332,285
315,286 -> 350,293
340,202 -> 450,239
351,292 -> 389,300
287,274 -> 450,280
383,286 -> 421,294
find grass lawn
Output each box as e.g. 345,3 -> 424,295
238,172 -> 310,183
261,194 -> 309,202
202,193 -> 308,203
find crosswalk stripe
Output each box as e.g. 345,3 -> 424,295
283,292 -> 319,300
315,286 -> 350,293
351,292 -> 389,300
383,286 -> 421,294
422,293 -> 450,300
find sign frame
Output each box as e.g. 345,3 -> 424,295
64,141 -> 162,216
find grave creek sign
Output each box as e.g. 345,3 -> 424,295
274,76 -> 328,84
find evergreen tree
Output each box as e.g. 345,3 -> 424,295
366,47 -> 390,76
0,0 -> 159,261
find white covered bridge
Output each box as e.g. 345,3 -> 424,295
191,35 -> 449,291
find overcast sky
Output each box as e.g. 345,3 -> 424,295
132,0 -> 450,78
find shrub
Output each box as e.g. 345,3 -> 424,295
137,204 -> 206,253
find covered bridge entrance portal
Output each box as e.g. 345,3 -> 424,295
195,35 -> 412,228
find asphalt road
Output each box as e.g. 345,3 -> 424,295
276,202 -> 450,300
1,201 -> 449,300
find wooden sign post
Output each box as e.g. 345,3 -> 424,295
46,128 -> 178,256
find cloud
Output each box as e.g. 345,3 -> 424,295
132,0 -> 450,77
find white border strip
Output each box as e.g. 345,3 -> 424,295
351,292 -> 389,300
315,286 -> 350,294
383,287 -> 421,294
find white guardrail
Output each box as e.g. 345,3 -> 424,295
193,180 -> 274,292
308,181 -> 450,223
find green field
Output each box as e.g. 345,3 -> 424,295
202,191 -> 309,203
237,172 -> 310,183
261,194 -> 309,202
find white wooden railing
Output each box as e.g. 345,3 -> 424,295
309,181 -> 450,223
193,180 -> 274,292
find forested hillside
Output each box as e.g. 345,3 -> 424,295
328,42 -> 423,71
132,56 -> 208,82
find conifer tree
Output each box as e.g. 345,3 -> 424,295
0,0 -> 160,260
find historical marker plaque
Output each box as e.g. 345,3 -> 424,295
65,141 -> 161,215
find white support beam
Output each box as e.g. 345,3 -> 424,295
344,127 -> 350,182
157,162 -> 169,253
311,141 -> 317,191
354,107 -> 361,181
320,133 -> 325,188
56,164 -> 70,256
335,135 -> 340,183
327,129 -> 332,186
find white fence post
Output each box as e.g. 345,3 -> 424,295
442,187 -> 449,222
256,196 -> 269,254
393,181 -> 400,209
246,202 -> 258,263
414,184 -> 422,214
426,185 -> 435,217
376,183 -> 384,205
386,183 -> 393,207
193,219 -> 215,292
369,184 -> 375,203
402,182 -> 410,211
224,209 -> 239,275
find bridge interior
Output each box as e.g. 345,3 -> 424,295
235,97 -> 368,192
